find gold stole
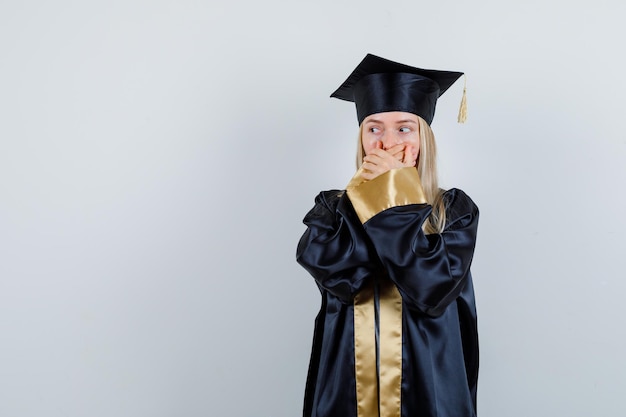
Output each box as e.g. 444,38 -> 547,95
347,167 -> 426,417
354,280 -> 403,417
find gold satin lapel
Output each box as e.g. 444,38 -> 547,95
346,167 -> 426,224
378,280 -> 403,417
354,281 -> 378,417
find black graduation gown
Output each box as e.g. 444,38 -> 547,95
296,167 -> 479,417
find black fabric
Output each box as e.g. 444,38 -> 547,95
353,73 -> 439,127
330,54 -> 463,125
296,188 -> 479,417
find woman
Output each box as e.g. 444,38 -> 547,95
296,54 -> 479,417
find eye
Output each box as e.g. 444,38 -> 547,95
369,127 -> 381,134
399,127 -> 412,133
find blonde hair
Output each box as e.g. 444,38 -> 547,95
356,116 -> 446,234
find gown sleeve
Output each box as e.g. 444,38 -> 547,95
347,167 -> 479,317
296,190 -> 381,303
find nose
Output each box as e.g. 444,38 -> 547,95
381,130 -> 399,150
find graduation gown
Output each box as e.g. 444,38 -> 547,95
296,167 -> 479,417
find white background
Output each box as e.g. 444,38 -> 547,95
1,1 -> 625,416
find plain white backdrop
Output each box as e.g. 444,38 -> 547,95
1,1 -> 625,416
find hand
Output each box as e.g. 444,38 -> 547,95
361,142 -> 417,180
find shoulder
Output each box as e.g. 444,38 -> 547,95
315,189 -> 345,210
443,188 -> 478,209
442,188 -> 479,224
304,190 -> 345,219
302,189 -> 349,227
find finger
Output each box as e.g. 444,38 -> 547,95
360,169 -> 376,180
366,148 -> 391,160
363,154 -> 392,173
402,145 -> 413,166
362,154 -> 382,165
391,148 -> 405,160
389,144 -> 409,162
386,143 -> 405,155
403,144 -> 412,162
361,159 -> 374,169
361,162 -> 382,179
386,143 -> 404,150
403,145 -> 418,167
362,159 -> 383,170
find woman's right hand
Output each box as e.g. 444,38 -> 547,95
361,143 -> 416,180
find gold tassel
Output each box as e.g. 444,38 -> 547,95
457,75 -> 467,123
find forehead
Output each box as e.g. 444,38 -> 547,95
362,111 -> 419,124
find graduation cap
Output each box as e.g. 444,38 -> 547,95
330,54 -> 467,125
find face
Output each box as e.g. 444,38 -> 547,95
361,111 -> 420,158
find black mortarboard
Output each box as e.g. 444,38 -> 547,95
331,54 -> 465,125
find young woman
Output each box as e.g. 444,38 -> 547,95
296,54 -> 480,417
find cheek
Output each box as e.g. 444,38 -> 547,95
407,135 -> 420,155
361,138 -> 378,155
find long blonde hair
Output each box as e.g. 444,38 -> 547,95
356,116 -> 446,234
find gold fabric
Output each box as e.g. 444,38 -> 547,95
353,281 -> 378,417
346,167 -> 426,224
378,280 -> 403,417
353,278 -> 403,417
349,167 -> 422,417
